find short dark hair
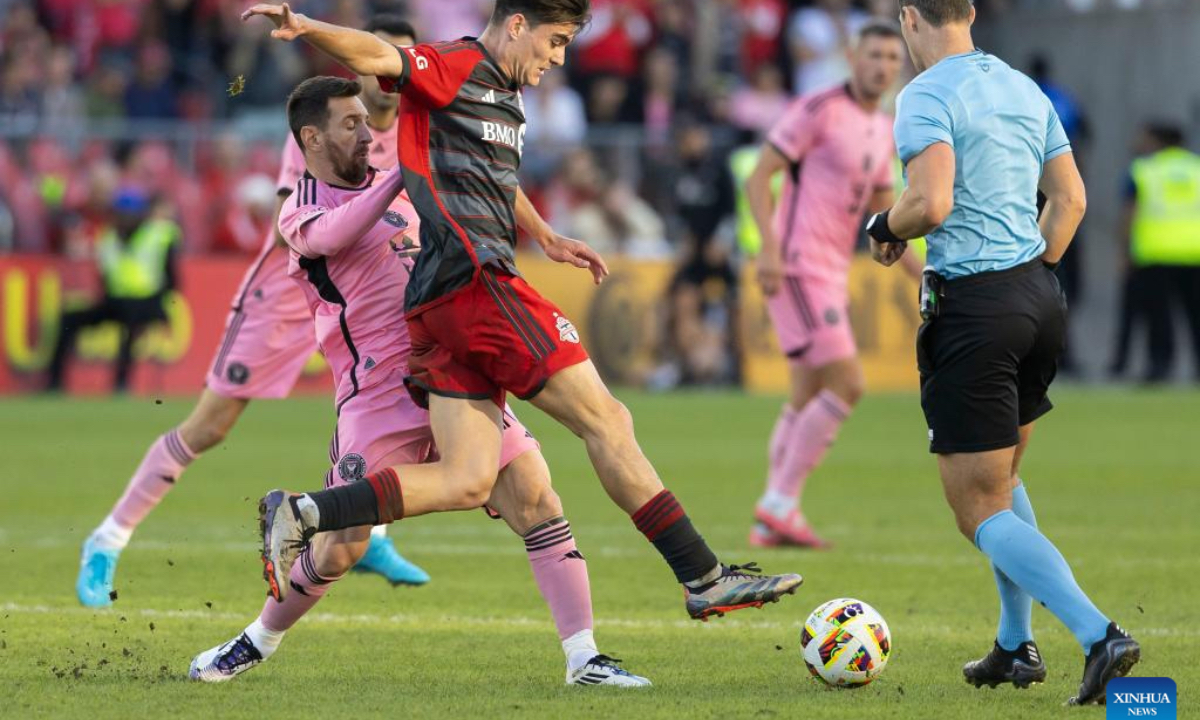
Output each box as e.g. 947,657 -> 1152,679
490,0 -> 591,29
899,0 -> 972,27
859,19 -> 903,43
365,14 -> 417,42
286,76 -> 363,151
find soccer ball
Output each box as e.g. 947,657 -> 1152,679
800,598 -> 892,687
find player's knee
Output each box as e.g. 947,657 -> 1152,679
446,459 -> 498,509
838,379 -> 865,407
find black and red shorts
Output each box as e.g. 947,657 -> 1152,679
404,266 -> 589,408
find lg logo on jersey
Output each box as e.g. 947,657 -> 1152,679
406,47 -> 428,71
482,121 -> 527,158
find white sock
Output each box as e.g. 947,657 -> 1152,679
244,618 -> 285,659
370,525 -> 387,539
683,564 -> 723,589
758,490 -> 795,520
563,629 -> 599,672
91,515 -> 134,551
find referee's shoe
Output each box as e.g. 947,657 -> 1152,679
1068,623 -> 1141,706
963,640 -> 1046,689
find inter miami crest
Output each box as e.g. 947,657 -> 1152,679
337,453 -> 367,482
226,362 -> 250,385
382,210 -> 408,229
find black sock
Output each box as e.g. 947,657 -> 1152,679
632,490 -> 719,584
308,482 -> 379,532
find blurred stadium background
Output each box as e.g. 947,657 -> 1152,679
1,0 -> 1199,395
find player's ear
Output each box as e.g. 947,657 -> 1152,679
967,4 -> 976,25
301,125 -> 321,154
507,13 -> 525,40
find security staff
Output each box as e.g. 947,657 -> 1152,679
865,0 -> 1138,706
47,190 -> 179,393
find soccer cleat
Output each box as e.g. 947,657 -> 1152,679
685,562 -> 803,621
754,507 -> 832,549
259,490 -> 317,602
748,523 -> 782,548
189,632 -> 264,682
76,536 -> 120,608
566,654 -> 652,687
963,640 -> 1047,689
352,534 -> 430,586
1067,623 -> 1141,706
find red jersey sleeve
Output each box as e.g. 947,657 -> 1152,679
377,42 -> 483,109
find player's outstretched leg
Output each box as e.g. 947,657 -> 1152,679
488,449 -> 650,686
77,391 -> 244,607
191,527 -> 368,681
531,362 -> 803,621
352,525 -> 430,586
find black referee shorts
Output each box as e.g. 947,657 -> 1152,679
917,259 -> 1066,454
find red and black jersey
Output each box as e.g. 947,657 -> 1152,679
379,39 -> 527,315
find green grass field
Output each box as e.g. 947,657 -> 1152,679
1,388 -> 1195,719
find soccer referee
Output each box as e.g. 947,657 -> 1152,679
867,0 -> 1139,705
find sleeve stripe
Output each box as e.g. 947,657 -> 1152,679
766,140 -> 797,163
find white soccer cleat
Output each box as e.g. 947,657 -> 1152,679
566,654 -> 652,687
189,632 -> 265,683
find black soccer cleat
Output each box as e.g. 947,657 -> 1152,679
963,640 -> 1047,689
1068,623 -> 1140,706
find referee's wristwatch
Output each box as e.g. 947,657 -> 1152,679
866,210 -> 905,244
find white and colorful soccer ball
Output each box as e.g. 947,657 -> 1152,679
800,598 -> 892,687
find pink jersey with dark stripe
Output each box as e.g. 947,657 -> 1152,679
278,166 -> 421,409
768,84 -> 895,286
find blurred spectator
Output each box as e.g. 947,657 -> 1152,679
729,63 -> 790,140
633,46 -> 681,148
213,174 -> 276,253
737,0 -> 787,77
225,17 -> 306,117
649,121 -> 736,254
61,159 -> 121,258
41,44 -> 86,135
573,0 -> 654,80
85,62 -> 129,120
0,49 -> 39,133
412,0 -> 489,42
787,0 -> 869,94
546,148 -> 667,257
46,188 -> 180,393
124,42 -> 179,119
585,73 -> 633,125
1111,123 -> 1200,383
652,0 -> 692,73
523,68 -> 588,181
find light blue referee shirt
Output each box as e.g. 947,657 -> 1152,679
894,49 -> 1072,279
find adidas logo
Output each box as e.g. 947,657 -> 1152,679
481,89 -> 496,103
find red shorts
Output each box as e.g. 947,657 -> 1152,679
405,267 -> 589,408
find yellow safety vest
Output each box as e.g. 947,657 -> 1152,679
730,145 -> 783,257
97,219 -> 179,299
1130,147 -> 1200,267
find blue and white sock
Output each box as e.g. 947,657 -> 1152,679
992,482 -> 1037,650
975,509 -> 1109,652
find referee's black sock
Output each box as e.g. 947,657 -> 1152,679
631,490 -> 720,585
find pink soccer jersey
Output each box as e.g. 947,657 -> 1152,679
279,167 -> 421,409
207,123 -> 401,398
768,84 -> 895,286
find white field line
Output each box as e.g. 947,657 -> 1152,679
1,602 -> 1192,638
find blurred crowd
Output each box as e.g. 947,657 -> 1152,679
0,0 -> 1193,385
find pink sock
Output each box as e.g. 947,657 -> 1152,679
524,517 -> 592,641
259,547 -> 344,632
762,390 -> 851,515
110,429 -> 196,529
767,406 -> 798,476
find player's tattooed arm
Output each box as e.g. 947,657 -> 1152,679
242,3 -> 403,78
515,187 -> 609,285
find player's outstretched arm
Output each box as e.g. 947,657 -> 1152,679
242,3 -> 403,78
1037,152 -> 1087,265
281,171 -> 406,258
515,187 -> 609,284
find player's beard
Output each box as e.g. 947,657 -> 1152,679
332,144 -> 370,186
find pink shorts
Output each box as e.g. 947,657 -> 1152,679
766,275 -> 857,368
207,254 -> 316,400
325,363 -> 540,489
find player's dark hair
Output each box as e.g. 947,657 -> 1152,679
365,14 -> 417,42
858,19 -> 903,43
286,76 -> 364,152
899,0 -> 972,27
489,0 -> 591,29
